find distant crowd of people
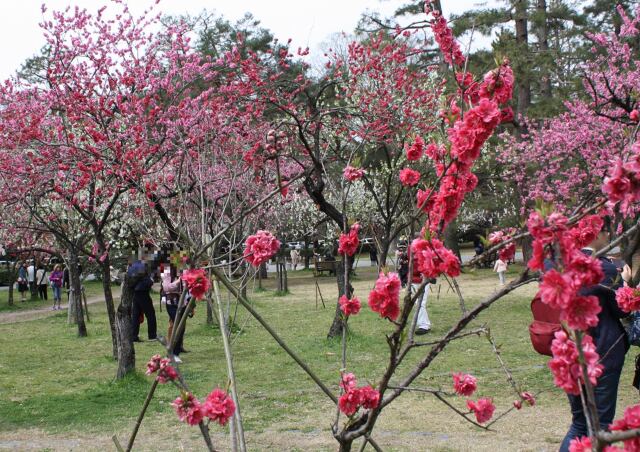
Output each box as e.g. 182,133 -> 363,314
16,260 -> 67,309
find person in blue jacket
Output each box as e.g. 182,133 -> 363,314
559,219 -> 631,451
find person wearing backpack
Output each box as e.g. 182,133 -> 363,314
557,222 -> 631,452
36,264 -> 48,300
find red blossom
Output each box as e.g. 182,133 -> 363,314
568,436 -> 592,452
616,286 -> 640,312
181,268 -> 210,300
521,392 -> 536,407
452,372 -> 477,397
243,230 -> 281,267
560,295 -> 602,331
338,224 -> 360,256
406,136 -> 425,161
466,398 -> 495,424
399,168 -> 421,186
172,392 -> 204,426
368,272 -> 401,321
339,295 -> 361,316
203,388 -> 236,426
411,237 -> 460,279
538,269 -> 574,310
548,331 -> 603,395
343,165 -> 365,181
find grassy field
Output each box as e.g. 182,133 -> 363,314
0,264 -> 638,451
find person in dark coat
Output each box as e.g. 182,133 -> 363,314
128,253 -> 158,342
558,223 -> 630,451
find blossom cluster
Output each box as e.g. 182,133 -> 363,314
368,272 -> 401,320
529,212 -> 604,330
399,167 -> 421,187
146,354 -> 178,383
487,229 -> 517,262
526,211 -> 607,393
512,392 -> 536,410
338,223 -> 361,257
339,294 -> 361,316
548,331 -> 603,395
243,230 -> 281,267
180,268 -> 210,300
615,286 -> 640,313
602,146 -> 640,214
466,398 -> 495,424
427,7 -> 465,68
411,236 -> 460,279
343,165 -> 365,182
172,388 -> 236,427
610,403 -> 640,450
452,372 -> 477,397
338,373 -> 380,416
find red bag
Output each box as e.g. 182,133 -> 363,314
529,294 -> 562,356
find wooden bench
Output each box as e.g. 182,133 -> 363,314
314,259 -> 336,277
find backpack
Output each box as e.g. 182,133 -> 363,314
529,294 -> 563,356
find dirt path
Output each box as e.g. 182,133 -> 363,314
0,288 -> 120,324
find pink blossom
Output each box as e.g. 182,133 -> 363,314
157,359 -> 178,383
172,392 -> 204,426
411,237 -> 460,278
452,372 -> 477,396
611,403 -> 640,451
368,273 -> 401,321
338,224 -> 360,256
399,168 -> 421,186
466,398 -> 495,424
538,269 -> 575,309
181,268 -> 210,300
548,331 -> 603,395
339,295 -> 361,316
338,388 -> 363,416
343,165 -> 365,182
244,230 -> 281,267
146,354 -> 162,375
203,388 -> 236,426
631,110 -> 639,122
616,286 -> 640,313
521,392 -> 536,406
568,436 -> 592,452
513,400 -> 522,410
560,295 -> 601,331
340,372 -> 357,392
406,136 -> 425,161
360,386 -> 380,409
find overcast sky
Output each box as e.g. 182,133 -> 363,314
0,0 -> 494,80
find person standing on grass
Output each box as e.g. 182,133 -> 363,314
369,246 -> 378,268
36,264 -> 48,300
162,264 -> 187,362
493,258 -> 507,286
17,261 -> 28,302
558,219 -> 631,451
290,248 -> 300,271
410,260 -> 432,335
27,260 -> 36,298
49,264 -> 64,310
128,250 -> 158,342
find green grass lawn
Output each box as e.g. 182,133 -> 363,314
0,265 -> 638,450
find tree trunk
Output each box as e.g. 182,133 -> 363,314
69,251 -> 87,337
7,265 -> 15,306
515,0 -> 531,131
327,256 -> 353,339
206,296 -> 214,325
99,256 -> 118,359
444,220 -> 461,261
521,235 -> 533,265
116,272 -> 136,379
536,0 -> 552,99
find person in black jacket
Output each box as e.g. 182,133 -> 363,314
128,251 -> 158,342
559,223 -> 631,451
